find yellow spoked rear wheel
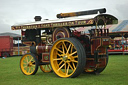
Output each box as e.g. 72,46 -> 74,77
20,53 -> 38,75
50,38 -> 86,78
40,64 -> 52,73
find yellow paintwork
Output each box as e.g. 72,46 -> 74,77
40,64 -> 52,73
85,69 -> 94,72
50,39 -> 78,78
20,54 -> 36,75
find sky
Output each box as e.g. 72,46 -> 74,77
0,0 -> 128,34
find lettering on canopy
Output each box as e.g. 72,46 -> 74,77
12,19 -> 94,30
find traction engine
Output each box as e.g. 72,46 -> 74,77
11,8 -> 118,78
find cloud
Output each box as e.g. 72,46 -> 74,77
0,0 -> 128,34
0,19 -> 20,34
115,3 -> 128,20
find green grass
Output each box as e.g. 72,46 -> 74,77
0,55 -> 128,85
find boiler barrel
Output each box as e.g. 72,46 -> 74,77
30,45 -> 52,54
36,45 -> 52,54
57,8 -> 106,18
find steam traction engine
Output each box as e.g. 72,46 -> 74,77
11,8 -> 118,78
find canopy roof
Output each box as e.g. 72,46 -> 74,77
11,14 -> 118,30
0,32 -> 20,37
0,32 -> 20,40
76,20 -> 127,32
75,20 -> 128,38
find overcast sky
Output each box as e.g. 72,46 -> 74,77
0,0 -> 128,34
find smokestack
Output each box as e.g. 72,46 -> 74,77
34,16 -> 42,21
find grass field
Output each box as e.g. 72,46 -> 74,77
0,55 -> 128,85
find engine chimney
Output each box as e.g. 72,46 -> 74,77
34,16 -> 42,21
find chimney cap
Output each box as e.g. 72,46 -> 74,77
34,16 -> 42,21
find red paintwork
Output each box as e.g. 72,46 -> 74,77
91,39 -> 101,55
85,58 -> 106,69
72,31 -> 81,37
85,60 -> 96,69
0,36 -> 13,56
36,44 -> 52,54
98,58 -> 106,67
37,44 -> 52,62
42,53 -> 50,62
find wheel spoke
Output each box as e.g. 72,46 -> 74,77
71,60 -> 78,63
40,64 -> 52,72
30,67 -> 33,72
28,56 -> 30,62
55,48 -> 63,54
66,44 -> 72,54
29,56 -> 31,61
57,53 -> 62,57
31,61 -> 35,64
45,65 -> 48,71
65,62 -> 66,73
24,66 -> 28,69
57,63 -> 65,72
23,60 -> 27,63
73,56 -> 78,58
47,65 -> 51,70
53,58 -> 62,61
70,45 -> 73,53
68,62 -> 74,71
25,57 -> 29,63
58,61 -> 63,66
28,57 -> 33,63
31,64 -> 36,67
27,67 -> 29,73
69,51 -> 77,57
72,62 -> 76,70
44,65 -> 46,70
66,64 -> 69,75
29,67 -> 31,73
23,62 -> 27,65
32,66 -> 34,70
62,41 -> 67,51
62,45 -> 65,54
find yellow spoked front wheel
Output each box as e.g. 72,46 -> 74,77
20,53 -> 38,75
40,64 -> 52,73
50,38 -> 86,78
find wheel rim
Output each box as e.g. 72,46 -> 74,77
40,64 -> 52,72
20,54 -> 36,75
50,39 -> 78,78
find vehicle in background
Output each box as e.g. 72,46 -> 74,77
0,36 -> 29,57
